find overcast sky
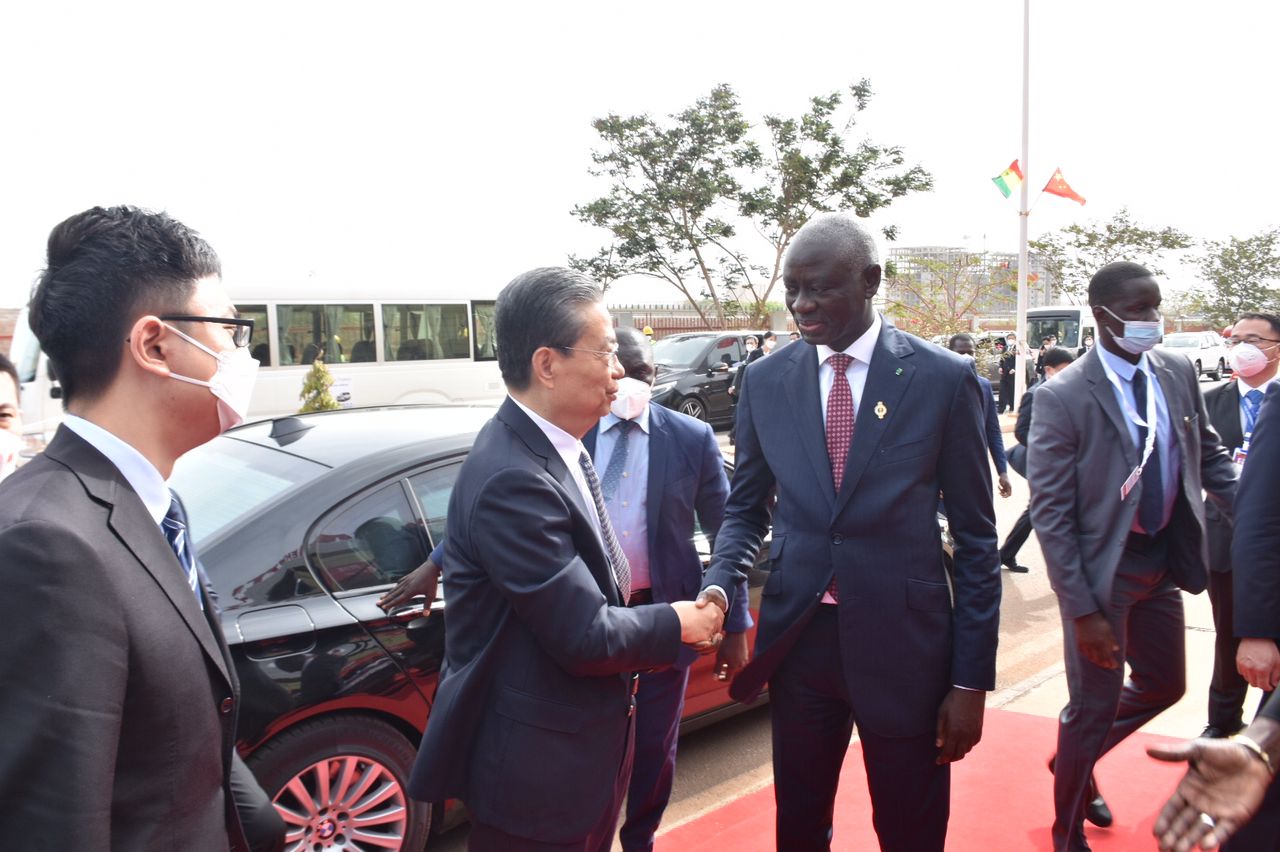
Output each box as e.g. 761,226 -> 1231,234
2,0 -> 1276,309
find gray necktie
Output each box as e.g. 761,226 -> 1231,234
579,450 -> 632,603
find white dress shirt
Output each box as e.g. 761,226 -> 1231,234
62,414 -> 170,524
509,396 -> 602,540
815,312 -> 882,425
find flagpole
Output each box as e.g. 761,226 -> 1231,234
1014,0 -> 1031,404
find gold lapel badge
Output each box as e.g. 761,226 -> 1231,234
874,401 -> 887,419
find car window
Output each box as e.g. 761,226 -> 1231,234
652,336 -> 712,368
706,337 -> 742,370
408,463 -> 461,547
309,482 -> 429,592
171,438 -> 329,545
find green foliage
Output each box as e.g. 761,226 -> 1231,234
1030,208 -> 1191,298
571,80 -> 932,328
883,254 -> 1016,342
1190,228 -> 1280,327
298,357 -> 340,414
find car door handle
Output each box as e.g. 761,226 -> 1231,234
387,601 -> 427,621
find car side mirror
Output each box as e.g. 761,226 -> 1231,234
708,362 -> 729,375
50,384 -> 62,400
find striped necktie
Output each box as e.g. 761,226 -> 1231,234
161,494 -> 203,610
579,450 -> 632,603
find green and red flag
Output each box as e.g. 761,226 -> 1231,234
1044,168 -> 1087,205
991,160 -> 1023,198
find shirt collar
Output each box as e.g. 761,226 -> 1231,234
600,404 -> 651,435
62,414 -> 171,524
1238,376 -> 1277,398
508,395 -> 588,469
815,312 -> 882,367
1097,344 -> 1147,382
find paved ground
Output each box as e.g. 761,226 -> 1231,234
432,378 -> 1245,849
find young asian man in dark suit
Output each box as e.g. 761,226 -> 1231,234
1200,313 -> 1280,740
0,206 -> 281,850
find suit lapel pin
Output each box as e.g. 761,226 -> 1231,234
874,401 -> 887,419
895,367 -> 903,375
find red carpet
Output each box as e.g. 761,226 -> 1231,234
657,708 -> 1186,850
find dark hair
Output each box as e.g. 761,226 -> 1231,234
947,333 -> 975,350
763,331 -> 776,341
28,206 -> 220,405
494,267 -> 602,390
0,353 -> 17,398
615,326 -> 652,381
1236,312 -> 1280,338
1087,261 -> 1153,306
1043,346 -> 1076,370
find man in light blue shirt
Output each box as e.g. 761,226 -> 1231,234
587,326 -> 752,852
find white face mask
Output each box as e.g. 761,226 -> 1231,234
763,339 -> 776,352
0,429 -> 21,482
1099,306 -> 1163,354
610,376 -> 652,421
1229,342 -> 1275,378
165,324 -> 260,431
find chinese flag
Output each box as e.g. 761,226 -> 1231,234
1043,168 -> 1086,205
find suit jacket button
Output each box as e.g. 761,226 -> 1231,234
220,697 -> 234,715
831,533 -> 844,545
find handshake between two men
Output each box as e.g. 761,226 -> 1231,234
672,590 -> 728,651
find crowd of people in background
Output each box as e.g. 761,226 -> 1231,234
4,206 -> 1280,852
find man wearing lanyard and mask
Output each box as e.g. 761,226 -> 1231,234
1197,313 -> 1280,743
0,206 -> 282,850
1028,261 -> 1236,852
584,325 -> 752,852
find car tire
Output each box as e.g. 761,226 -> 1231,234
1193,360 -> 1202,379
677,396 -> 707,421
1209,359 -> 1225,381
248,715 -> 431,851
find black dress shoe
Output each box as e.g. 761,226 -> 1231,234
1003,562 -> 1030,573
1048,755 -> 1113,828
1200,723 -> 1244,739
1086,792 -> 1113,828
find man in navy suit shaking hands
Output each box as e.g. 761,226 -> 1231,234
704,214 -> 1001,851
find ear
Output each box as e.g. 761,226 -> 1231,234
127,315 -> 176,379
862,264 -> 882,298
529,346 -> 559,389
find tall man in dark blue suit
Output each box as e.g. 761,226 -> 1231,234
408,268 -> 724,851
583,326 -> 751,851
704,213 -> 1001,851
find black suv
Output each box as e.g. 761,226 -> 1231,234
650,331 -> 767,426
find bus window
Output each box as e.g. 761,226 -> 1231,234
472,301 -> 496,362
237,304 -> 271,365
277,304 -> 374,365
383,303 -> 469,361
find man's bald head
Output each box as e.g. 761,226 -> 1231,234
789,213 -> 880,274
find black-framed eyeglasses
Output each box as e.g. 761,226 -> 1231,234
557,345 -> 621,365
160,315 -> 255,348
1226,336 -> 1280,348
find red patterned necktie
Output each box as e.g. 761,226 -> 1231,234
825,353 -> 854,602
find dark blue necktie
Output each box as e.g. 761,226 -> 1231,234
162,494 -> 203,610
600,419 -> 636,502
1244,388 -> 1265,435
1132,369 -> 1164,534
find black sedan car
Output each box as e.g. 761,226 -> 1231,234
650,331 -> 767,426
169,405 -> 770,851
